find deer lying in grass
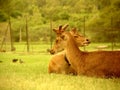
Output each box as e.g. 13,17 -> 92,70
48,25 -> 90,75
57,31 -> 120,78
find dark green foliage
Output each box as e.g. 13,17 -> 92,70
113,0 -> 120,9
10,11 -> 22,18
0,11 -> 8,22
0,0 -> 120,43
58,12 -> 70,20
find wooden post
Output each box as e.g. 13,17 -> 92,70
9,17 -> 14,51
83,16 -> 86,51
50,19 -> 53,49
111,17 -> 114,51
25,16 -> 30,52
19,27 -> 22,42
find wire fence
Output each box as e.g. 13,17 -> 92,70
80,17 -> 120,51
0,17 -> 120,52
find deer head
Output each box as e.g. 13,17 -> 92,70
49,25 -> 90,54
53,24 -> 69,36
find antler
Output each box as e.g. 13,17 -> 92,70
62,24 -> 69,31
53,24 -> 69,36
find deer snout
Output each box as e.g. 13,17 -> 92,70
49,49 -> 55,55
83,38 -> 91,46
86,38 -> 90,43
47,49 -> 55,55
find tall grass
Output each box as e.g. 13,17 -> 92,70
0,43 -> 120,90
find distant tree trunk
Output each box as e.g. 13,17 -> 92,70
19,27 -> 22,42
0,25 -> 9,50
83,16 -> 86,51
111,17 -> 114,51
50,19 -> 53,49
9,17 -> 15,51
25,16 -> 30,52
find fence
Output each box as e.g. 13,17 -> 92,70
0,17 -> 120,52
79,17 -> 120,51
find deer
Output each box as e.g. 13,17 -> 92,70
49,25 -> 89,54
48,24 -> 69,54
55,31 -> 120,78
48,25 -> 90,75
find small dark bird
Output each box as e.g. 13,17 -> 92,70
12,59 -> 18,63
0,49 -> 6,52
19,59 -> 24,63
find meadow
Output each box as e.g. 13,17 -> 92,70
0,42 -> 120,90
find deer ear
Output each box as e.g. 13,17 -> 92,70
53,29 -> 57,32
62,24 -> 69,31
71,28 -> 77,34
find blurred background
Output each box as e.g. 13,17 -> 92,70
0,0 -> 120,52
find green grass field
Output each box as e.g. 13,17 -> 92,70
0,43 -> 120,90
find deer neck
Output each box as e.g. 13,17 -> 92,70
65,34 -> 83,66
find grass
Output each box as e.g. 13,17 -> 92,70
0,43 -> 120,90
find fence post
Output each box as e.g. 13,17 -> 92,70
9,17 -> 15,51
83,16 -> 86,51
19,27 -> 22,42
111,17 -> 114,51
25,16 -> 30,52
50,19 -> 53,49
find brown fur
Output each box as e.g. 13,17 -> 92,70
48,51 -> 76,74
48,25 -> 90,75
58,32 -> 120,78
49,24 -> 69,54
50,27 -> 89,54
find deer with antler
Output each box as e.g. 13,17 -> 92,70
48,25 -> 90,75
48,24 -> 69,54
55,31 -> 120,78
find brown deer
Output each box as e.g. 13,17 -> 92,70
56,31 -> 120,78
48,25 -> 90,75
49,25 -> 89,54
48,24 -> 69,54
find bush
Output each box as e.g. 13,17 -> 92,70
10,11 -> 22,18
0,11 -> 8,22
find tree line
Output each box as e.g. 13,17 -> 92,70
0,0 -> 120,42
